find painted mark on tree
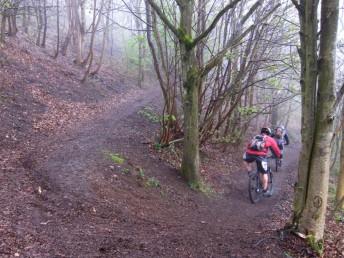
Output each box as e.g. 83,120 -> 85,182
311,195 -> 323,220
313,195 -> 323,208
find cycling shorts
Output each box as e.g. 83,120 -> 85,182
243,152 -> 268,174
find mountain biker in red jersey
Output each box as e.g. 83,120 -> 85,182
243,127 -> 282,194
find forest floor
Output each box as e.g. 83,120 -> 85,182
0,37 -> 343,258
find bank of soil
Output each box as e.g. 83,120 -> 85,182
0,37 -> 342,257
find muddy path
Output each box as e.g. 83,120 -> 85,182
12,81 -> 300,257
28,87 -> 160,201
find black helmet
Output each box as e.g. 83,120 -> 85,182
261,127 -> 272,136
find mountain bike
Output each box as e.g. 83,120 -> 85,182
248,157 -> 274,204
271,155 -> 282,172
272,140 -> 285,172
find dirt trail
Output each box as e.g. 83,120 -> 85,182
30,87 -> 160,201
0,38 -> 300,257
3,37 -> 342,258
14,83 -> 300,257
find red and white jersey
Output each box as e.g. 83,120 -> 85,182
246,135 -> 281,158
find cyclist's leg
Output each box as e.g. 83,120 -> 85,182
256,157 -> 269,191
243,152 -> 255,173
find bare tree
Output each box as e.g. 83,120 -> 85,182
146,0 -> 278,185
91,0 -> 111,75
82,0 -> 104,82
54,0 -> 60,58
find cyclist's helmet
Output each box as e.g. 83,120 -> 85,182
261,127 -> 272,136
275,125 -> 285,132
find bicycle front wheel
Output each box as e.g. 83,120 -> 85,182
248,173 -> 263,203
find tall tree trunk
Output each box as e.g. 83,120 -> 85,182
91,0 -> 110,75
297,0 -> 339,242
8,4 -> 18,37
134,0 -> 145,87
0,14 -> 6,43
27,3 -> 31,33
271,104 -> 278,129
181,58 -> 201,185
61,0 -> 72,56
41,0 -> 48,48
54,0 -> 60,58
72,0 -> 83,65
292,0 -> 318,223
35,1 -> 43,46
7,16 -> 12,35
79,0 -> 86,59
22,5 -> 28,34
179,1 -> 201,185
82,0 -> 103,82
284,102 -> 292,129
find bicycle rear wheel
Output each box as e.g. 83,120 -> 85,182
248,172 -> 263,203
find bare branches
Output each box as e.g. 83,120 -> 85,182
145,0 -> 179,39
191,0 -> 242,48
202,3 -> 281,77
290,0 -> 300,11
201,25 -> 255,77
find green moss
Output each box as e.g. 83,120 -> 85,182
189,181 -> 214,196
108,153 -> 125,164
145,177 -> 160,188
138,106 -> 160,123
306,235 -> 324,256
335,212 -> 344,223
137,168 -> 145,179
121,168 -> 130,174
177,27 -> 194,50
184,66 -> 199,92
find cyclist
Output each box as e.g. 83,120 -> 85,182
243,127 -> 282,195
281,125 -> 290,145
273,125 -> 289,147
273,127 -> 285,153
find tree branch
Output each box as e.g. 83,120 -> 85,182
290,0 -> 300,11
239,0 -> 261,27
191,0 -> 242,48
201,3 -> 281,77
201,25 -> 255,77
145,0 -> 180,39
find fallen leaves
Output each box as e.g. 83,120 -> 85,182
30,85 -> 98,132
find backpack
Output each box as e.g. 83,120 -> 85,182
249,135 -> 266,151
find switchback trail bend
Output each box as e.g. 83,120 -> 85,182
20,86 -> 298,257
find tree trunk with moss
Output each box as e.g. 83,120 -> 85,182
292,0 -> 318,224
292,0 -> 339,243
178,1 -> 201,185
